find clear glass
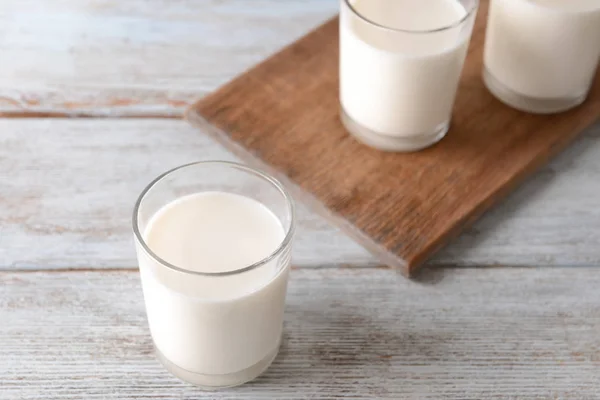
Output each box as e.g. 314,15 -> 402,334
483,0 -> 600,114
132,161 -> 295,389
340,0 -> 479,152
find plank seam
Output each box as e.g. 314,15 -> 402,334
1,264 -> 599,274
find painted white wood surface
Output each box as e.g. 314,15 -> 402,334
0,118 -> 372,268
1,118 -> 599,269
1,0 -> 599,398
0,0 -> 337,117
2,267 -> 599,399
1,0 -> 598,398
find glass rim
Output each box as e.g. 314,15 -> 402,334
132,161 -> 295,277
343,0 -> 479,34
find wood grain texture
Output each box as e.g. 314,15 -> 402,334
0,118 -> 371,269
187,2 -> 600,276
1,118 -> 600,270
2,267 -> 600,399
0,0 -> 337,117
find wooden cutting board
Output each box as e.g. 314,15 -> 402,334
186,1 -> 600,277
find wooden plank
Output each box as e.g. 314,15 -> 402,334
1,118 -> 600,270
2,267 -> 599,399
0,118 -> 371,269
187,4 -> 600,275
0,0 -> 337,117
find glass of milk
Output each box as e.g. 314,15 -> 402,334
132,161 -> 295,389
340,0 -> 479,152
484,0 -> 600,114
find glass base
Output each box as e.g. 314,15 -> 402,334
340,107 -> 449,152
155,340 -> 280,390
483,66 -> 587,114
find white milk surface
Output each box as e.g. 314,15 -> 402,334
340,0 -> 472,137
137,192 -> 289,378
484,0 -> 600,99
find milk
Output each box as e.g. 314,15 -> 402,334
484,0 -> 600,113
136,191 -> 290,387
340,0 -> 477,151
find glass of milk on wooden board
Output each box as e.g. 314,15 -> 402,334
484,0 -> 600,114
133,161 -> 295,389
340,0 -> 479,152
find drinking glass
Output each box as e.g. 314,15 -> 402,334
340,0 -> 479,151
133,161 -> 295,388
484,0 -> 600,113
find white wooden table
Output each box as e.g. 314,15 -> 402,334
1,1 -> 600,398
